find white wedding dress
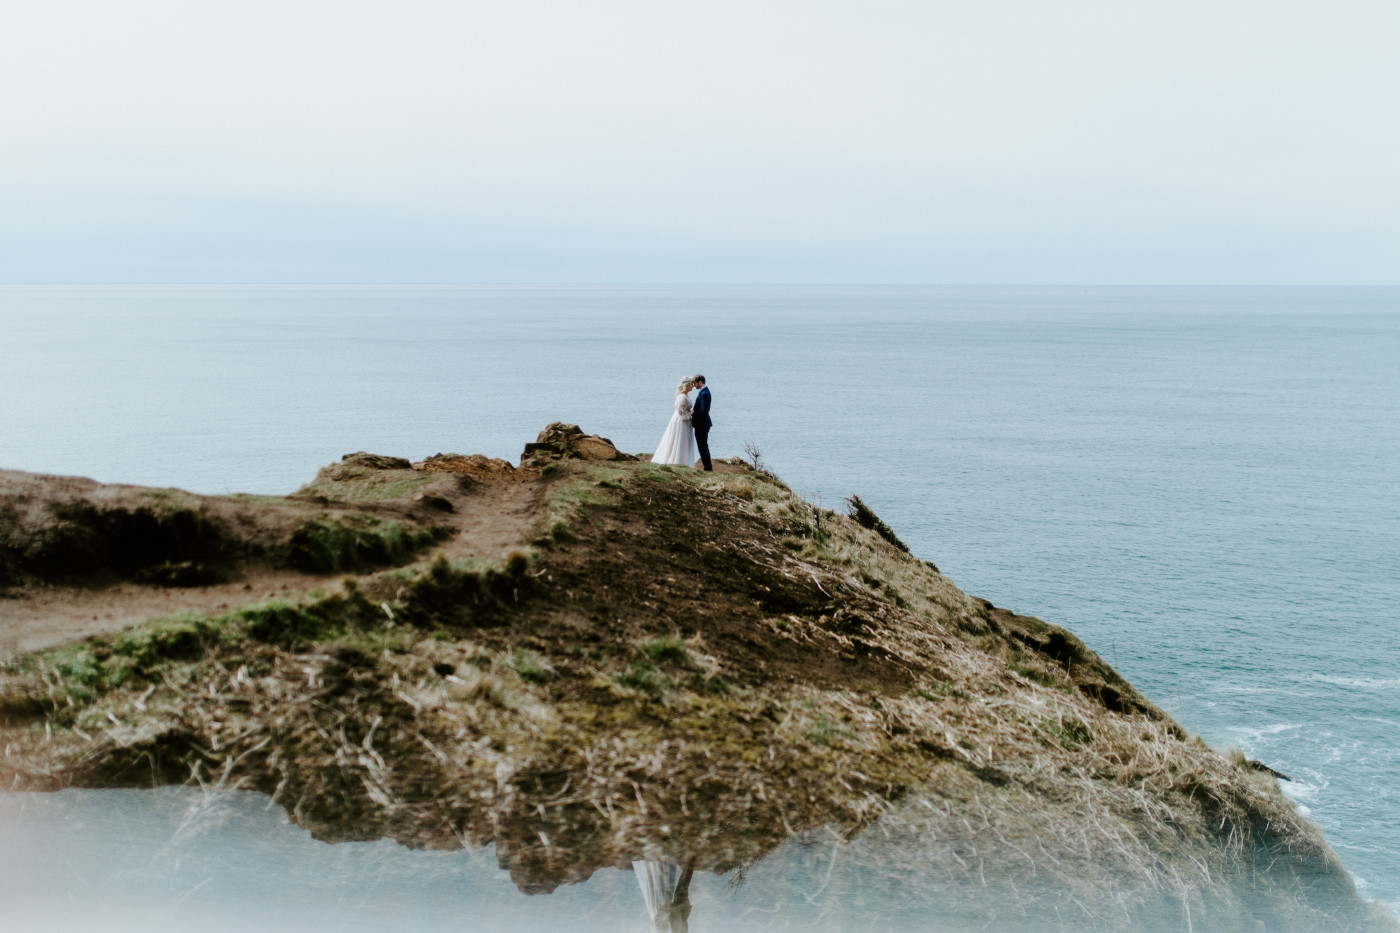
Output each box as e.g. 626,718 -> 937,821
652,392 -> 699,466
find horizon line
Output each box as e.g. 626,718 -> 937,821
3,282 -> 1398,289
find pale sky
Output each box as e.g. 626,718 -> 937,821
2,0 -> 1397,284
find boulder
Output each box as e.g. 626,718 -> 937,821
522,423 -> 637,464
416,453 -> 516,475
339,452 -> 414,471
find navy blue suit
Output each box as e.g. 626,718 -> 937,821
692,386 -> 713,471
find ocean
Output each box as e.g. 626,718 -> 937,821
2,284 -> 1398,909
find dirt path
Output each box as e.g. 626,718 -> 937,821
0,473 -> 544,656
435,474 -> 543,562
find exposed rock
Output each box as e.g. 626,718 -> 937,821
295,453 -> 440,503
522,422 -> 637,464
338,452 -> 414,472
416,453 -> 515,475
1248,759 -> 1294,782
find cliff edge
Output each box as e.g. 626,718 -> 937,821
0,425 -> 1392,932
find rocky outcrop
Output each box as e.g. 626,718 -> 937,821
335,452 -> 414,472
521,422 -> 637,464
1,441 -> 1393,932
416,453 -> 516,475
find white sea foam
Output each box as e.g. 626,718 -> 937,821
1311,674 -> 1400,690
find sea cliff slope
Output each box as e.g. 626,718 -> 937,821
0,425 -> 1392,932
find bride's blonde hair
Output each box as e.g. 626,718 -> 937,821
675,377 -> 693,395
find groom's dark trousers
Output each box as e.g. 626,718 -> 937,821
692,386 -> 713,471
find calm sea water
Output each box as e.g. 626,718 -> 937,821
2,285 -> 1398,908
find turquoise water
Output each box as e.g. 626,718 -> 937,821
2,285 -> 1398,906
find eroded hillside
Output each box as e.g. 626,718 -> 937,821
0,426 -> 1391,932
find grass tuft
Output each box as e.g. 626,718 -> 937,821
641,636 -> 690,666
510,649 -> 549,684
1043,715 -> 1094,749
615,660 -> 664,692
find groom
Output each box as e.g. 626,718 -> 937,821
691,375 -> 713,471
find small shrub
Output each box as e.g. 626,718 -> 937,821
642,636 -> 690,666
743,442 -> 766,472
845,495 -> 910,552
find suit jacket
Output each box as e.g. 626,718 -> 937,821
692,386 -> 712,430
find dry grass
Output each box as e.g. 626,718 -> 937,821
0,454 -> 1385,930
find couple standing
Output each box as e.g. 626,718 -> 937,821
653,375 -> 713,471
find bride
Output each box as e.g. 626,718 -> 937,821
652,377 -> 699,467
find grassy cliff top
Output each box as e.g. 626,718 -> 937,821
0,433 -> 1391,931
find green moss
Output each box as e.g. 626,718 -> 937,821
238,600 -> 335,645
55,649 -> 102,693
110,615 -> 214,668
288,514 -> 446,573
101,659 -> 138,689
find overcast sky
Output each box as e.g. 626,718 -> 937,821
2,1 -> 1397,284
